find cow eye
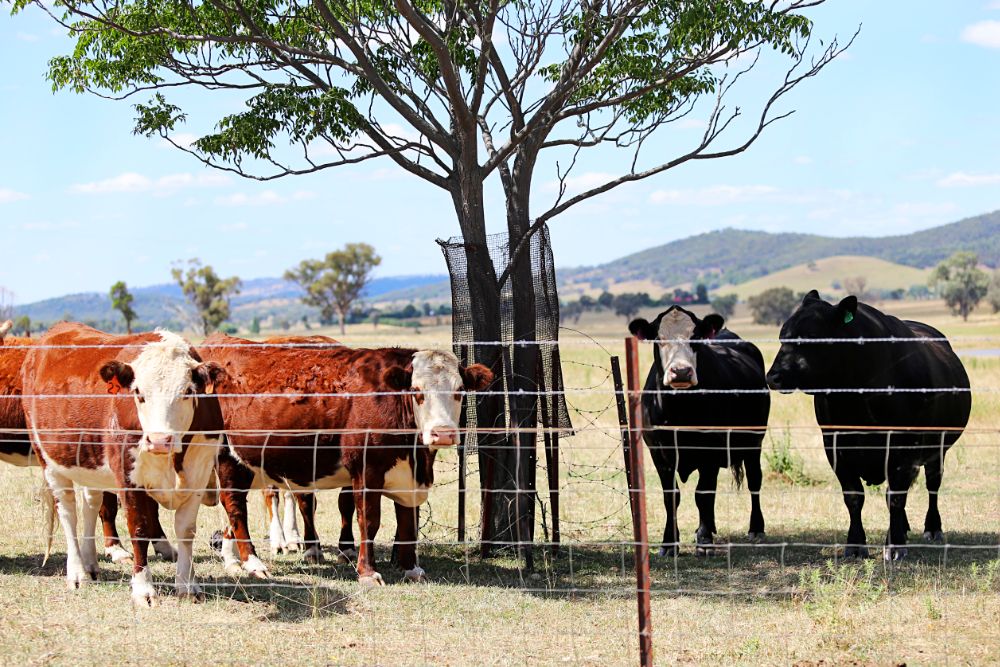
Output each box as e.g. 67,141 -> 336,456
454,392 -> 462,401
134,390 -> 145,404
185,387 -> 196,398
411,387 -> 425,405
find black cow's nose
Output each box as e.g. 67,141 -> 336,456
671,366 -> 693,381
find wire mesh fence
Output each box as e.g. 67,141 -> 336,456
0,333 -> 999,664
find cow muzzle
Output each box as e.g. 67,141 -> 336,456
666,366 -> 696,389
425,426 -> 459,449
142,433 -> 179,454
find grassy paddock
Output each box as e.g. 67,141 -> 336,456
1,305 -> 998,665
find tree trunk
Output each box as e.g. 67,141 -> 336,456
339,308 -> 348,335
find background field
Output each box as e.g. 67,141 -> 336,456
1,302 -> 998,665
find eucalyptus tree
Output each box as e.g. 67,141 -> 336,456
20,0 -> 849,548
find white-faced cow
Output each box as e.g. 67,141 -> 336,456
21,323 -> 224,604
201,334 -> 492,586
1,321 -> 178,566
766,292 -> 971,560
629,306 -> 771,556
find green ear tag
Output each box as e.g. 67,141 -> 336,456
843,311 -> 854,324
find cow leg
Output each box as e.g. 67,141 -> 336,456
264,487 -> 287,554
922,455 -> 945,543
99,492 -> 132,565
838,472 -> 868,558
123,489 -> 160,607
79,487 -> 103,579
217,453 -> 268,578
353,478 -> 384,587
151,509 -> 178,562
745,456 -> 766,541
394,502 -> 424,582
282,490 -> 304,553
884,466 -> 917,562
294,492 -> 323,564
45,469 -> 89,589
655,465 -> 681,557
389,505 -> 418,566
337,487 -> 358,562
693,467 -> 719,557
174,492 -> 205,601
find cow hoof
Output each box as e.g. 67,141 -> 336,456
359,573 -> 385,588
337,548 -> 358,564
66,570 -> 90,590
883,546 -> 908,562
657,545 -> 678,558
106,545 -> 133,565
130,568 -> 158,607
177,585 -> 206,602
694,545 -> 714,558
923,530 -> 945,543
403,567 -> 427,583
748,531 -> 766,544
286,542 -> 302,554
844,545 -> 869,559
153,540 -> 178,562
304,547 -> 324,564
244,556 -> 270,579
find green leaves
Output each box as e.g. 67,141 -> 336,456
172,259 -> 242,336
284,243 -> 381,332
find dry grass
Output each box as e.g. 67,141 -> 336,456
1,305 -> 999,665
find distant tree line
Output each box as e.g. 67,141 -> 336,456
561,284 -> 710,323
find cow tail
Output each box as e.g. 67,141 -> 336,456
39,482 -> 55,566
730,463 -> 745,490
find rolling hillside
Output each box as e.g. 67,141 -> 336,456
723,255 -> 931,300
561,210 -> 1000,290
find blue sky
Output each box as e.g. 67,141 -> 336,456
2,1 -> 999,304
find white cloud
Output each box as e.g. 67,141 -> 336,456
19,220 -> 80,231
988,1 -> 1000,10
16,32 -> 39,42
0,188 -> 29,204
675,118 -> 707,130
649,184 -> 779,205
961,20 -> 1000,48
793,155 -> 813,165
213,190 -> 308,206
936,171 -> 1000,187
70,171 -> 230,195
157,133 -> 199,150
543,172 -> 618,194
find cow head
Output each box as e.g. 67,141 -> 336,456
629,306 -> 724,389
765,290 -> 858,393
99,331 -> 226,454
382,350 -> 493,449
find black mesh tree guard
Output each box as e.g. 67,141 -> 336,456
439,224 -> 571,563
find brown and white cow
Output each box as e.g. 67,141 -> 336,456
21,323 -> 225,605
201,334 -> 492,586
0,321 -> 179,566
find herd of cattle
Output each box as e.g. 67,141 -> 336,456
0,290 -> 973,606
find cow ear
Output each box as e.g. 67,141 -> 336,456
99,361 -> 135,391
192,362 -> 227,395
382,366 -> 412,390
461,363 -> 494,391
628,318 -> 656,341
700,314 -> 725,339
803,289 -> 821,302
836,296 -> 858,325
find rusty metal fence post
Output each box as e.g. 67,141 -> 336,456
613,341 -> 654,667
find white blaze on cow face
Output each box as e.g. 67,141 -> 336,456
409,350 -> 464,449
126,332 -> 203,454
657,310 -> 698,388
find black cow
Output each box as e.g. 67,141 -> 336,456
629,306 -> 771,556
766,291 -> 971,560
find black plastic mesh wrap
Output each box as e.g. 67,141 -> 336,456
439,224 -> 572,449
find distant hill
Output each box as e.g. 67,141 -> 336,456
16,274 -> 447,329
13,210 -> 1000,329
561,210 -> 1000,291
724,255 -> 930,300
